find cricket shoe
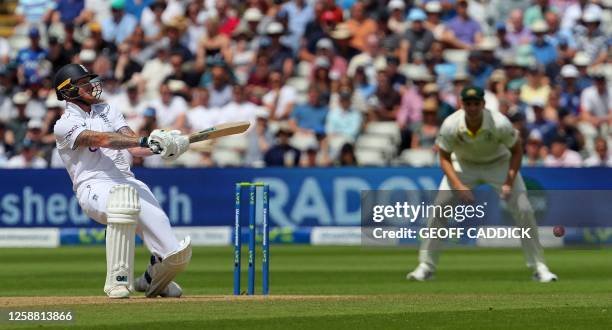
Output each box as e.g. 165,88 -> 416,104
533,264 -> 558,282
134,255 -> 183,297
106,285 -> 130,299
406,263 -> 434,281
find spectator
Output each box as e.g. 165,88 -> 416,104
523,130 -> 547,166
245,108 -> 273,167
312,57 -> 332,100
423,83 -> 455,124
411,97 -> 440,150
331,23 -> 360,62
445,0 -> 483,46
54,0 -> 86,25
530,20 -> 557,66
580,71 -> 611,132
506,9 -> 533,46
336,142 -> 357,166
107,80 -> 147,130
520,66 -> 551,105
148,82 -> 187,129
87,22 -> 117,55
347,34 -> 385,85
264,124 -> 301,167
311,38 -> 347,79
326,89 -> 362,141
15,0 -> 55,25
543,11 -> 575,49
229,26 -> 256,85
141,0 -> 166,43
527,100 -> 556,145
4,139 -> 47,169
197,17 -> 232,65
166,51 -> 201,88
113,42 -> 143,83
5,92 -> 31,151
387,0 -> 408,35
15,27 -> 47,87
46,36 -> 71,73
584,137 -> 612,167
345,1 -> 377,52
385,56 -> 407,92
263,71 -> 296,121
290,87 -> 329,136
467,51 -> 494,89
523,0 -> 557,27
205,63 -> 233,108
41,95 -> 64,146
369,67 -> 401,122
0,122 -> 12,165
281,0 -> 315,54
572,52 -> 593,91
400,8 -> 434,65
573,10 -> 608,65
219,84 -> 258,124
185,88 -> 216,132
558,64 -> 581,117
263,22 -> 294,76
544,136 -> 583,167
561,0 -> 603,31
102,0 -> 138,44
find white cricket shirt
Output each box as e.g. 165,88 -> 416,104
436,109 -> 518,164
54,102 -> 134,192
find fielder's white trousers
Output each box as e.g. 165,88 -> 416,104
76,177 -> 180,259
419,157 -> 545,270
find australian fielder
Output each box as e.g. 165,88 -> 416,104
52,63 -> 192,298
407,86 -> 558,283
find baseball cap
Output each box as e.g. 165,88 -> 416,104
28,27 -> 40,38
460,86 -> 484,101
408,8 -> 427,21
143,107 -> 156,117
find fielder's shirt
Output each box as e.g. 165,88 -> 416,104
54,102 -> 133,192
436,109 -> 518,164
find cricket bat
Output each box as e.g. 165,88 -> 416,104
188,121 -> 251,143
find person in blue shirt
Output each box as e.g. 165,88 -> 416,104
15,28 -> 47,86
466,51 -> 493,89
530,20 -> 557,67
102,0 -> 138,44
290,87 -> 329,136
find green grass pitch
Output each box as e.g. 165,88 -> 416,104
1,246 -> 611,329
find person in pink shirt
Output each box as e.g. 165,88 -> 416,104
544,136 -> 583,167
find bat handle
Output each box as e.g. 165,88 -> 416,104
149,141 -> 162,154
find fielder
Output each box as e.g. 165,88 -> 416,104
52,63 -> 192,298
407,86 -> 558,282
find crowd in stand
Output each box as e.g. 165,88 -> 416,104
0,0 -> 610,168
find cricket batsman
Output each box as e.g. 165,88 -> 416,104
52,63 -> 192,298
407,86 -> 558,283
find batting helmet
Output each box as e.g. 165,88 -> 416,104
53,64 -> 99,101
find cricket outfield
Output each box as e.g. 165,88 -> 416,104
1,246 -> 611,329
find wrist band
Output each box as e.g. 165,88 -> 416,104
139,136 -> 149,148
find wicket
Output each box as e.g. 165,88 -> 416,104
234,182 -> 269,295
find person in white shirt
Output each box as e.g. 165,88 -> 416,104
148,82 -> 188,129
584,136 -> 612,167
4,139 -> 47,168
52,64 -> 192,299
262,71 -> 297,120
408,86 -> 558,283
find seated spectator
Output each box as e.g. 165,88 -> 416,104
347,34 -> 386,85
219,84 -> 258,124
527,100 -> 556,145
0,122 -> 12,165
264,124 -> 301,167
558,65 -> 582,117
506,9 -> 533,46
312,57 -> 333,101
544,136 -> 583,167
574,11 -> 607,63
411,97 -> 440,150
345,1 -> 377,52
263,71 -> 296,121
584,137 -> 612,167
368,68 -> 401,122
229,27 -> 257,85
336,142 -> 357,166
245,108 -> 274,167
290,87 -> 329,136
107,80 -> 148,130
422,83 -> 454,124
5,92 -> 31,151
580,71 -> 611,132
102,0 -> 138,44
523,130 -> 547,167
262,22 -> 295,77
353,66 -> 376,100
520,66 -> 551,105
280,0 -> 315,54
205,63 -> 233,108
15,28 -> 47,87
197,17 -> 232,65
185,88 -> 218,132
467,51 -> 494,89
530,20 -> 557,67
387,0 -> 408,34
561,0 -> 603,33
445,0 -> 482,46
331,24 -> 360,62
400,8 -> 434,65
385,56 -> 407,92
4,139 -> 47,169
311,38 -> 347,79
326,89 -> 362,141
41,95 -> 63,145
148,82 -> 188,129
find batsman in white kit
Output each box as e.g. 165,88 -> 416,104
407,86 -> 558,283
52,63 -> 192,298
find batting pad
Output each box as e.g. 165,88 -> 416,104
104,185 -> 140,294
146,237 -> 192,298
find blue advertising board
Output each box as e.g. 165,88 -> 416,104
1,168 -> 612,228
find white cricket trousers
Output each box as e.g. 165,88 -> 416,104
419,157 -> 545,270
76,177 -> 180,259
